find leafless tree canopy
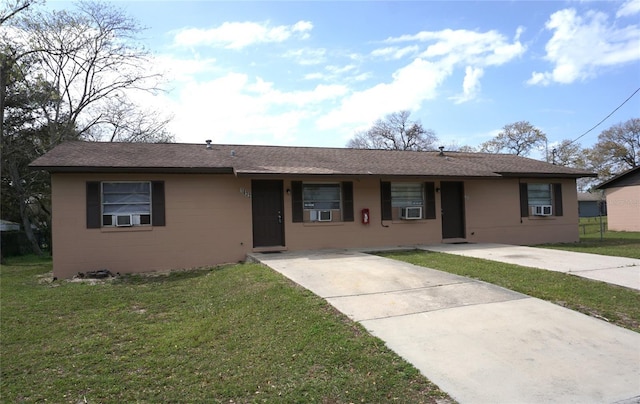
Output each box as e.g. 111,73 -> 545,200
594,118 -> 639,170
479,121 -> 547,156
551,139 -> 583,167
574,117 -> 638,189
12,0 -> 173,143
1,1 -> 173,255
347,110 -> 438,151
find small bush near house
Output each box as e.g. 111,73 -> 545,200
0,256 -> 452,403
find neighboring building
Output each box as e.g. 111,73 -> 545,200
30,141 -> 595,278
596,167 -> 640,232
577,192 -> 607,218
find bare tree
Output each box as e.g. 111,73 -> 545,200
87,96 -> 174,143
1,1 -> 173,254
479,121 -> 547,156
592,118 -> 639,171
15,0 -> 172,143
0,0 -> 39,26
571,117 -> 639,190
347,110 -> 438,151
551,139 -> 583,166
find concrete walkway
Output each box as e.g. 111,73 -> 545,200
422,243 -> 640,291
250,249 -> 640,404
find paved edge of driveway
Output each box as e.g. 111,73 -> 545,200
249,249 -> 640,404
420,243 -> 640,291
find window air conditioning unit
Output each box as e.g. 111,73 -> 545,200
531,205 -> 552,216
400,206 -> 422,220
318,210 -> 332,222
116,214 -> 133,226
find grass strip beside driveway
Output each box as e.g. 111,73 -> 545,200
378,250 -> 640,333
1,256 -> 451,403
539,231 -> 640,259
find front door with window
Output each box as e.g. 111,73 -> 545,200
441,181 -> 465,239
252,180 -> 285,247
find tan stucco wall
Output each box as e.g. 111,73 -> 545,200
464,178 -> 579,245
605,185 -> 640,232
51,173 -> 253,278
50,174 -> 580,278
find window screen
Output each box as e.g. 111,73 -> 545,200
391,183 -> 424,208
527,183 -> 552,206
102,182 -> 151,225
303,184 -> 341,210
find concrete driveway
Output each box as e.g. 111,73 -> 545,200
250,249 -> 640,404
422,243 -> 640,291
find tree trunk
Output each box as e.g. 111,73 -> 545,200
8,161 -> 43,255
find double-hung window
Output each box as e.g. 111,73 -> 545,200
102,182 -> 152,226
392,183 -> 424,219
291,181 -> 354,223
528,183 -> 552,206
86,181 -> 165,228
381,182 -> 436,220
519,182 -> 563,217
303,184 -> 341,210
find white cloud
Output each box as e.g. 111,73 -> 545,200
303,64 -> 367,83
314,27 -> 524,133
617,0 -> 640,18
326,64 -> 357,75
384,28 -> 526,66
451,66 -> 484,104
316,58 -> 449,131
155,55 -> 219,82
173,20 -> 313,49
292,20 -> 313,38
528,8 -> 640,86
372,27 -> 524,105
370,45 -> 419,60
283,48 -> 326,65
162,72 -> 347,144
416,29 -> 525,67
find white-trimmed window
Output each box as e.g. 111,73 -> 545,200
102,182 -> 152,226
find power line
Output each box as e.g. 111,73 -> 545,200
569,86 -> 640,145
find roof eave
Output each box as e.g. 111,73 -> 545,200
595,166 -> 640,189
29,166 -> 235,174
497,172 -> 597,179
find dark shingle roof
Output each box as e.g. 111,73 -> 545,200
595,166 -> 640,189
30,141 -> 596,178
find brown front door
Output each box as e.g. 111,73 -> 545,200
441,181 -> 465,239
252,180 -> 285,247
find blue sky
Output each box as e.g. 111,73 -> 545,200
51,1 -> 640,151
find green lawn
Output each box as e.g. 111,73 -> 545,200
539,218 -> 640,259
0,256 -> 450,403
378,251 -> 640,333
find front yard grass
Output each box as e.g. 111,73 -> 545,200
540,229 -> 640,259
378,250 -> 640,333
0,256 -> 450,403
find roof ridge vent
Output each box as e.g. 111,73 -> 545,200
205,139 -> 212,149
438,146 -> 445,156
